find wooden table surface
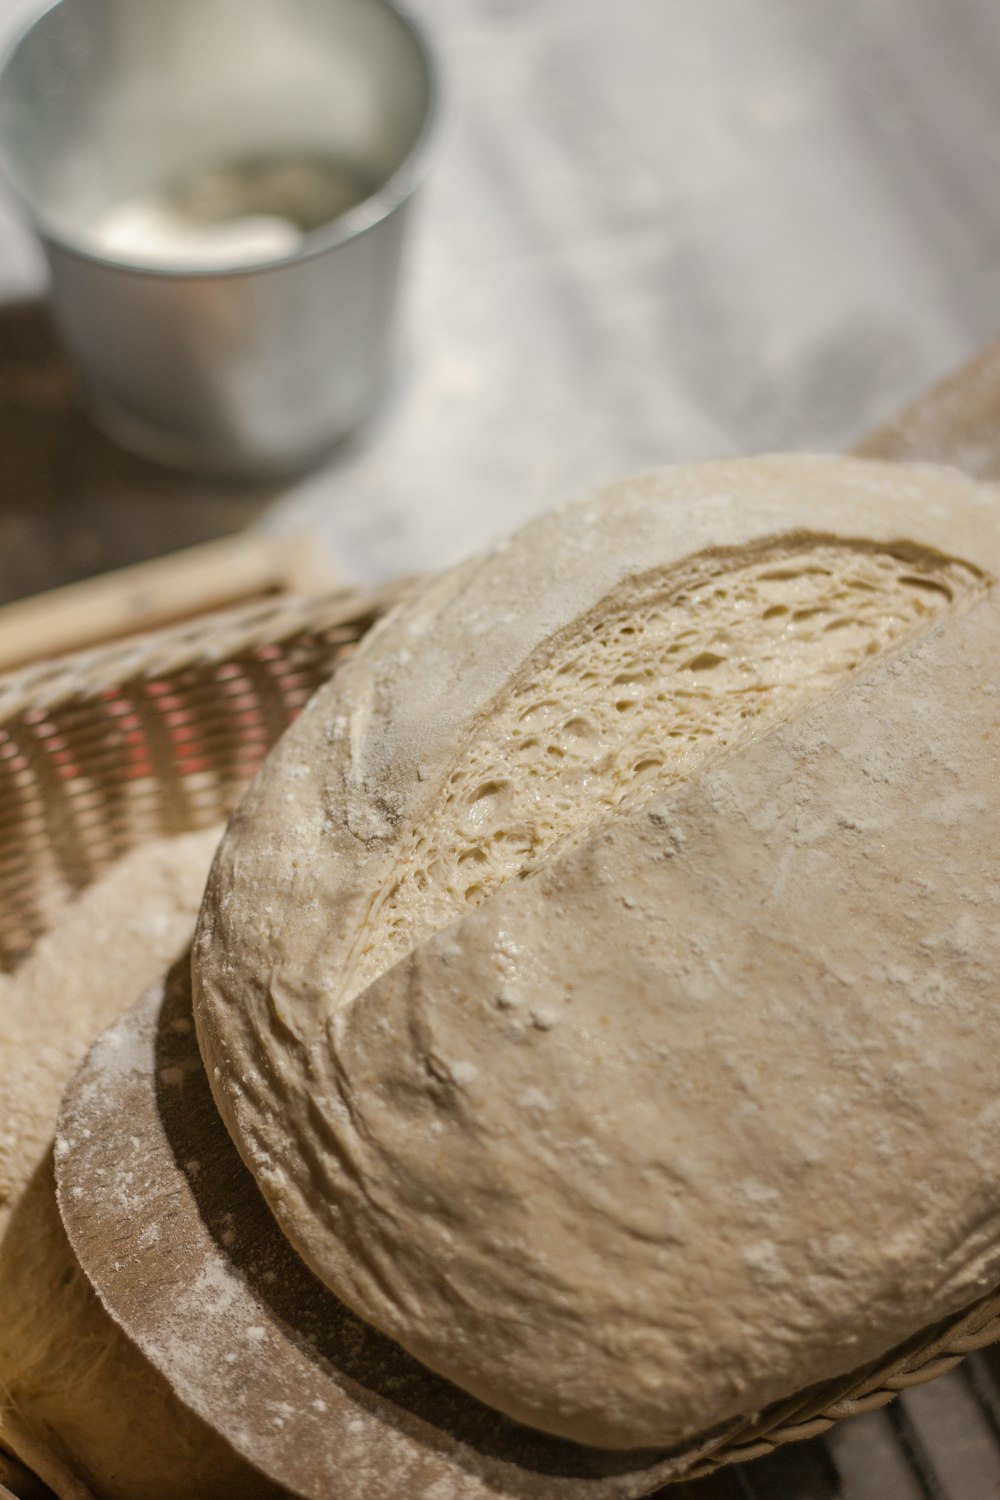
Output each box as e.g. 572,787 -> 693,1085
3,0 -> 1000,600
3,1 -> 1000,1496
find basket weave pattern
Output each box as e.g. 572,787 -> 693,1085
0,586 -> 402,971
3,585 -> 999,1483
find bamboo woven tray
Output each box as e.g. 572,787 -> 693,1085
3,563 -> 1000,1493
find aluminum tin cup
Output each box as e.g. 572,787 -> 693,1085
0,0 -> 438,477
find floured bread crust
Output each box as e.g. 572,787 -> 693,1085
194,454 -> 1000,1448
0,829 -> 279,1498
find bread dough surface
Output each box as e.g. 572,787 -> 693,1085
194,454 -> 1000,1447
0,828 -> 278,1498
1,830 -> 219,1242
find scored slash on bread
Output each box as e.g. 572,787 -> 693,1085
342,539 -> 978,1001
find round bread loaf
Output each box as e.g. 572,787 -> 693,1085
194,453 -> 1000,1449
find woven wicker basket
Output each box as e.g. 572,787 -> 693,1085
0,583 -> 405,970
3,584 -> 999,1490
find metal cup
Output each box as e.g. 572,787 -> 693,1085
0,0 -> 437,477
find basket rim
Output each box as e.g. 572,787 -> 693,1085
0,578 -> 412,723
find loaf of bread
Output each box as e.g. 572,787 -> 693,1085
194,453 -> 1000,1450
